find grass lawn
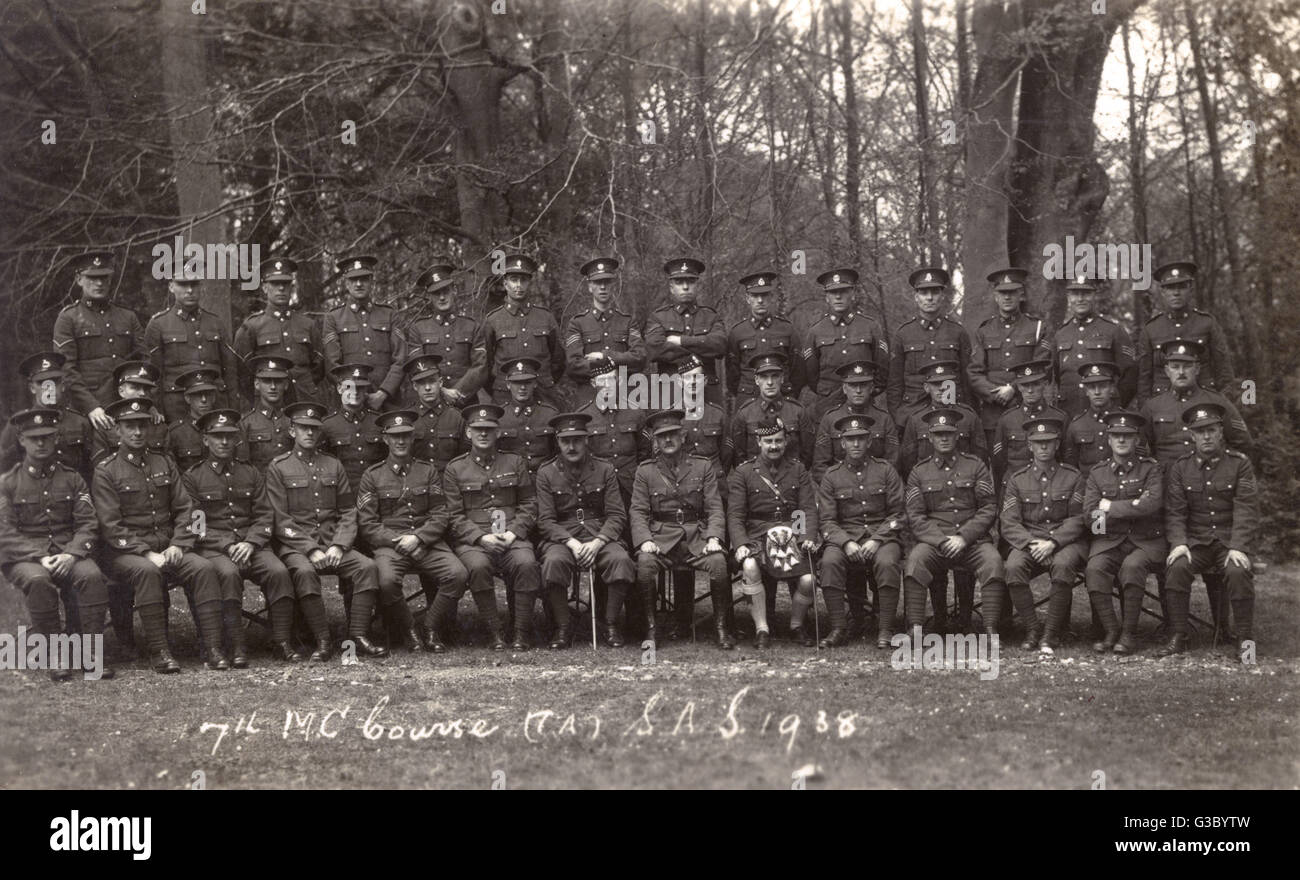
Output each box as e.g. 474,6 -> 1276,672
1,565 -> 1296,790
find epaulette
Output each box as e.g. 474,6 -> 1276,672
1011,463 -> 1032,479
93,450 -> 116,468
1139,455 -> 1157,464
897,316 -> 919,329
957,451 -> 986,463
58,302 -> 77,313
1098,314 -> 1119,324
1,462 -> 21,480
571,308 -> 591,319
870,455 -> 892,466
1225,448 -> 1248,459
448,451 -> 471,466
1059,462 -> 1080,473
271,451 -> 293,464
149,308 -> 169,319
247,308 -> 266,318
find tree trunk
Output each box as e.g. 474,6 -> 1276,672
1121,19 -> 1151,329
911,0 -> 939,263
835,0 -> 862,273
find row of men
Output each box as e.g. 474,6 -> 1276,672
47,248 -> 1233,435
0,369 -> 1257,678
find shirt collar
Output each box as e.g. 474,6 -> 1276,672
1032,460 -> 1057,479
342,407 -> 365,424
294,448 -> 317,463
505,302 -> 528,317
208,457 -> 234,475
175,307 -> 198,320
760,398 -> 782,413
25,460 -> 57,478
349,300 -> 370,313
271,309 -> 291,320
434,310 -> 453,325
1110,456 -> 1135,475
934,454 -> 956,469
259,405 -> 283,419
750,315 -> 771,330
121,449 -> 147,468
920,316 -> 940,331
82,298 -> 109,313
513,404 -> 533,416
472,451 -> 496,468
388,458 -> 409,476
675,303 -> 696,317
830,311 -> 855,327
1174,386 -> 1198,402
1196,452 -> 1221,470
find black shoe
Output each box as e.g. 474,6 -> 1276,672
549,623 -> 572,650
49,667 -> 73,682
789,626 -> 815,648
1153,633 -> 1188,658
403,627 -> 424,653
755,630 -> 771,650
1020,625 -> 1043,651
424,629 -> 447,653
204,653 -> 231,671
1092,631 -> 1119,654
352,635 -> 389,657
230,650 -> 249,669
875,632 -> 893,650
716,627 -> 736,650
488,628 -> 507,651
819,627 -> 850,648
1113,631 -> 1140,655
1041,628 -> 1063,650
272,641 -> 304,662
845,617 -> 866,642
604,623 -> 625,648
151,650 -> 181,674
310,638 -> 333,662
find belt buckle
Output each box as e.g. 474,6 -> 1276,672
574,507 -> 585,523
674,509 -> 685,525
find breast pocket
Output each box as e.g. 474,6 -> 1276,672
495,472 -> 521,505
198,488 -> 229,507
377,487 -> 402,517
614,423 -> 639,457
921,480 -> 947,504
1012,333 -> 1039,353
11,492 -> 44,522
318,474 -> 340,507
952,477 -> 976,506
255,331 -> 283,349
283,476 -> 311,506
834,487 -> 860,517
1049,489 -> 1072,520
77,326 -> 107,359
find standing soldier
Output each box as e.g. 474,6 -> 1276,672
817,413 -> 907,649
92,397 -> 224,673
183,409 -> 295,667
319,364 -> 386,489
1083,411 -> 1166,654
167,368 -> 222,473
52,250 -> 143,431
403,264 -> 477,408
727,419 -> 819,648
265,401 -> 388,660
497,358 -> 559,473
442,404 -> 543,651
991,359 -> 1066,487
144,268 -> 241,421
1140,340 -> 1251,465
630,409 -> 734,649
1063,361 -> 1123,470
405,354 -> 467,471
812,360 -> 898,484
729,353 -> 814,466
888,267 -> 970,426
898,361 -> 986,478
580,359 -> 648,502
1049,277 -> 1135,417
644,258 -> 728,407
0,408 -> 112,681
357,409 -> 469,654
322,255 -> 405,411
1162,403 -> 1258,659
1136,261 -> 1234,406
902,409 -> 1006,637
535,412 -> 635,648
999,416 -> 1088,650
804,268 -> 888,420
564,257 -> 645,406
465,254 -> 565,405
967,267 -> 1051,450
238,356 -> 294,470
726,271 -> 802,408
0,353 -> 94,481
92,362 -> 170,461
233,258 -> 323,403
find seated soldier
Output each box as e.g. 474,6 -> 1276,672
727,418 -> 819,648
92,397 -> 223,673
817,413 -> 906,649
442,404 -> 543,651
168,367 -> 222,473
0,408 -> 112,680
535,412 -> 635,648
265,401 -> 388,661
182,408 -> 296,666
630,409 -> 733,650
357,409 -> 470,654
999,416 -> 1087,651
903,408 -> 1006,637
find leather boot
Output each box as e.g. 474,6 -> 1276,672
1153,633 -> 1188,657
1113,630 -> 1141,655
224,602 -> 249,668
511,591 -> 535,651
79,603 -> 115,679
310,637 -> 333,662
549,621 -> 572,650
789,625 -> 815,648
425,593 -> 457,653
138,604 -> 180,674
711,588 -> 735,650
470,589 -> 506,650
352,635 -> 389,657
272,641 -> 304,662
818,627 -> 850,648
604,581 -> 628,647
151,648 -> 182,674
1020,622 -> 1043,651
1113,584 -> 1144,654
1088,591 -> 1120,653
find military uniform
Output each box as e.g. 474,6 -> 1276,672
411,399 -> 466,470
898,401 -> 985,478
675,401 -> 730,475
322,297 -> 405,403
1050,313 -> 1135,416
726,313 -> 802,404
144,304 -> 240,421
167,417 -> 207,473
1136,311 -> 1233,404
578,399 -> 646,500
903,422 -> 1005,634
1141,387 -> 1251,465
888,314 -> 970,425
320,407 -> 386,489
53,297 -> 144,415
644,303 -> 728,406
992,402 -> 1066,484
967,311 -> 1051,435
0,408 -> 92,481
812,400 -> 898,483
565,307 -> 645,389
730,394 -> 813,467
238,405 -> 293,470
467,301 -> 565,402
1062,408 -> 1115,471
498,399 -> 559,473
233,306 -> 323,401
405,311 -> 478,400
817,420 -> 907,647
804,310 -> 888,411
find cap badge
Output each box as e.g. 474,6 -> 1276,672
130,401 -> 140,411
33,414 -> 42,424
353,260 -> 363,270
394,416 -> 404,425
832,274 -> 840,283
1197,410 -> 1208,420
92,256 -> 104,267
1037,424 -> 1046,432
938,416 -> 947,425
41,359 -> 51,370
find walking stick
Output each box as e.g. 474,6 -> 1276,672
808,547 -> 819,650
586,567 -> 597,650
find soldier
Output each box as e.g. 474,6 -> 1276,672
406,354 -> 468,470
1140,339 -> 1251,465
967,267 -> 1051,448
322,255 -> 405,411
0,353 -> 94,480
817,413 -> 907,649
644,258 -> 728,407
238,356 -> 294,470
167,368 -> 222,473
92,397 -> 223,673
1082,411 -> 1166,654
92,361 -> 170,462
319,364 -> 386,489
630,409 -> 732,649
182,409 -> 296,666
804,268 -> 888,420
402,264 -> 476,408
729,352 -> 814,466
999,416 -> 1088,651
564,257 -> 645,406
497,358 -> 559,473
233,258 -> 323,402
1062,361 -> 1123,470
1049,276 -> 1135,417
357,409 -> 470,654
52,250 -> 144,430
812,360 -> 899,484
580,359 -> 648,502
1135,261 -> 1234,405
902,408 -> 1006,637
0,408 -> 112,681
535,412 -> 635,648
991,359 -> 1066,486
144,268 -> 240,421
898,361 -> 986,478
442,404 -> 543,651
265,401 -> 388,660
726,270 -> 802,407
465,254 -> 565,404
888,267 -> 970,425
727,419 -> 819,648
1161,403 -> 1258,658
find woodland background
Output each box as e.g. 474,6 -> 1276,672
0,0 -> 1296,555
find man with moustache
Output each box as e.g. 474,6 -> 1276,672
144,268 -> 241,421
564,258 -> 645,406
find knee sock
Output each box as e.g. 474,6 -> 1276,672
138,604 -> 169,655
904,578 -> 928,631
981,581 -> 1006,634
386,599 -> 415,637
876,586 -> 899,638
427,593 -> 459,637
1044,582 -> 1072,636
513,591 -> 536,639
1230,598 -> 1253,641
1166,589 -> 1191,636
300,594 -> 330,642
1088,591 -> 1119,635
547,584 -> 570,629
823,588 -> 846,631
1007,583 -> 1039,631
790,581 -> 814,630
223,600 -> 246,655
270,598 -> 295,643
1121,584 -> 1144,634
471,589 -> 501,631
348,590 -> 377,638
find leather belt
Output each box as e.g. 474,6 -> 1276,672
652,509 -> 697,525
